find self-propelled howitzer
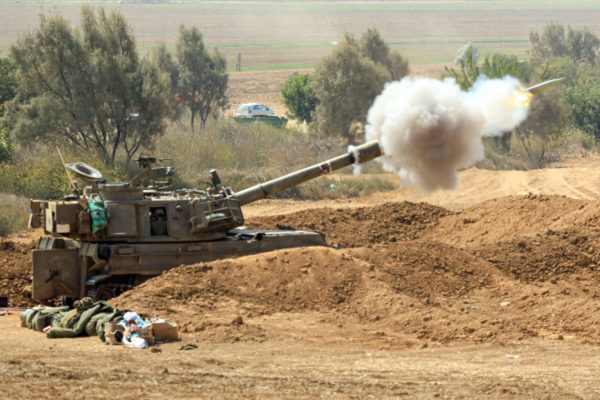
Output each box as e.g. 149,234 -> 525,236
28,141 -> 383,302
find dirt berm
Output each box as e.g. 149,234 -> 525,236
98,195 -> 600,348
0,235 -> 36,307
3,195 -> 600,346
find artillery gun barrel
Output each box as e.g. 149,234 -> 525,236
523,77 -> 565,94
233,140 -> 383,206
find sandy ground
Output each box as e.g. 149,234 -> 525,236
4,4 -> 600,397
243,153 -> 600,218
4,155 -> 600,398
2,314 -> 600,399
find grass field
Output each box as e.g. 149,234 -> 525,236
2,1 -> 600,69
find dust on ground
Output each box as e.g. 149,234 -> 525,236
2,314 -> 599,399
4,159 -> 600,397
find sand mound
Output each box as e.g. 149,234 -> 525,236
112,246 -> 364,315
0,237 -> 37,307
426,194 -> 587,247
247,201 -> 452,247
476,227 -> 600,282
425,194 -> 600,282
109,195 -> 600,346
4,195 -> 600,346
110,237 -> 600,346
111,246 -> 367,342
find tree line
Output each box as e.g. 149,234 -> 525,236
1,7 -> 600,169
281,23 -> 600,167
442,22 -> 600,167
0,7 -> 227,165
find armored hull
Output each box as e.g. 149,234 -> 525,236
29,141 -> 382,302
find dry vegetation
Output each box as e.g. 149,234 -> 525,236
0,193 -> 28,236
156,120 -> 397,198
0,121 -> 398,235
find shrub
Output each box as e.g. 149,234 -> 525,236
155,120 -> 340,188
0,144 -> 128,199
0,128 -> 14,163
281,72 -> 317,124
154,120 -> 389,198
0,193 -> 29,236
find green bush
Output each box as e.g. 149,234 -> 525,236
281,72 -> 317,124
442,50 -> 530,90
563,74 -> 600,141
0,157 -> 69,199
0,127 -> 14,163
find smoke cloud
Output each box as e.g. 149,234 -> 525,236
348,145 -> 363,175
365,76 -> 528,192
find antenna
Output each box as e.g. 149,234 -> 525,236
56,147 -> 78,197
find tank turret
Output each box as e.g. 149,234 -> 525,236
29,141 -> 383,302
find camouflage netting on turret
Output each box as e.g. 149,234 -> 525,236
21,297 -> 126,340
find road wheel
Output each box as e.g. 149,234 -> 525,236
87,285 -> 115,301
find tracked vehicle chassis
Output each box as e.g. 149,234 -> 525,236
32,228 -> 326,302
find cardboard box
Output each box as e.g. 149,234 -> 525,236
151,320 -> 179,341
139,325 -> 155,346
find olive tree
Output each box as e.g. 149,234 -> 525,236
530,22 -> 600,65
7,7 -> 172,165
174,26 -> 228,132
312,30 -> 408,144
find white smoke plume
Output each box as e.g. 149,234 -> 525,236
365,75 -> 528,192
347,145 -> 362,175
